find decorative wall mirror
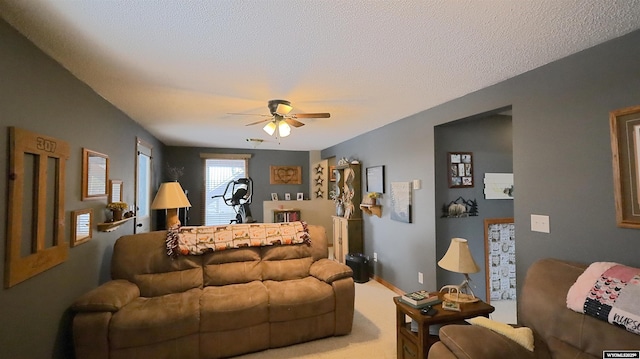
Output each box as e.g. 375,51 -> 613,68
109,179 -> 123,203
71,208 -> 93,247
82,148 -> 109,200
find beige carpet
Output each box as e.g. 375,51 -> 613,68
236,280 -> 398,359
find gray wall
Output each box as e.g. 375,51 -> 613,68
0,19 -> 164,358
165,146 -> 309,224
434,114 -> 514,301
323,29 -> 640,297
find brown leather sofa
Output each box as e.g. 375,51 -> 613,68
71,225 -> 355,359
429,258 -> 640,359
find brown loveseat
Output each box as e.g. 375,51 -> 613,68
429,258 -> 640,359
71,225 -> 355,359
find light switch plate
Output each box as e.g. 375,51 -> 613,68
531,214 -> 550,233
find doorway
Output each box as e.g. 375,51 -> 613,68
434,107 -> 515,323
135,138 -> 153,233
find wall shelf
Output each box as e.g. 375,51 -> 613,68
359,204 -> 382,218
97,216 -> 135,232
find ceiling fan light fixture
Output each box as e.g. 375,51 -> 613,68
263,121 -> 277,136
278,120 -> 291,137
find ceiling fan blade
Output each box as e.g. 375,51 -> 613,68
228,113 -> 272,117
245,118 -> 272,126
276,103 -> 293,115
292,113 -> 331,119
285,118 -> 305,128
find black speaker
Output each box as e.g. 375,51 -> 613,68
345,253 -> 369,283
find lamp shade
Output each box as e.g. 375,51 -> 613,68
263,121 -> 276,136
438,237 -> 480,274
278,120 -> 291,137
151,182 -> 191,210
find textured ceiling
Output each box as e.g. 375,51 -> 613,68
2,1 -> 640,150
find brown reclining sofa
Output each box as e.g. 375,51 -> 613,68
71,224 -> 355,359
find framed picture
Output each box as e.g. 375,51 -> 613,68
390,182 -> 412,223
448,152 -> 473,188
82,148 -> 109,200
329,166 -> 336,181
296,192 -> 304,201
271,193 -> 278,201
366,165 -> 385,193
610,105 -> 640,228
109,179 -> 123,203
484,218 -> 516,304
71,208 -> 93,247
270,166 -> 302,184
284,193 -> 291,201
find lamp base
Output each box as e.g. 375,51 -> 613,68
165,208 -> 181,229
439,274 -> 479,303
443,292 -> 479,303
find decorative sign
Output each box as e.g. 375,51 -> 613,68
483,173 -> 513,199
270,165 -> 302,184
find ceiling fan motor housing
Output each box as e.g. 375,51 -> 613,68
268,99 -> 291,115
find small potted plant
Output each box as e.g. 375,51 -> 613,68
106,201 -> 128,221
367,192 -> 380,205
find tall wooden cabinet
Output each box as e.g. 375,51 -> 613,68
332,216 -> 363,264
332,162 -> 363,263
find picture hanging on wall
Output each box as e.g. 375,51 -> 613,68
366,165 -> 385,193
390,182 -> 412,223
448,152 -> 473,188
610,105 -> 640,229
484,218 -> 516,303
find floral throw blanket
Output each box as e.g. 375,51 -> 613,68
566,262 -> 640,335
166,221 -> 310,257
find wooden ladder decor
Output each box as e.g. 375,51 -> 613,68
5,127 -> 70,288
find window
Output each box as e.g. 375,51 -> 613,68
202,154 -> 250,225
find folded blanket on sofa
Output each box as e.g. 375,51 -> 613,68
566,262 -> 640,335
166,221 -> 310,257
467,316 -> 534,351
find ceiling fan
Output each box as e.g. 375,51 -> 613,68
230,100 -> 330,140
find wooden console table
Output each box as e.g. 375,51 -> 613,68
394,294 -> 494,359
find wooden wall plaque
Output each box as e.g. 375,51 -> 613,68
5,127 -> 70,288
270,165 -> 302,184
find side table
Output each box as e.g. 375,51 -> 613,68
395,294 -> 494,359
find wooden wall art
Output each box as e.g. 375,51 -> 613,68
6,127 -> 70,288
270,165 -> 302,184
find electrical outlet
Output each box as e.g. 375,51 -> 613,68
531,214 -> 550,233
373,252 -> 378,262
418,272 -> 424,284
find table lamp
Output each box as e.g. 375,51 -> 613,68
438,237 -> 480,303
151,182 -> 191,229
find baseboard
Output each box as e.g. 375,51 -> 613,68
371,275 -> 404,295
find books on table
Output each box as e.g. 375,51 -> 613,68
400,290 -> 441,308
